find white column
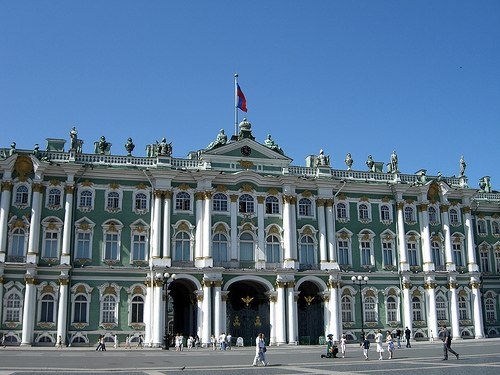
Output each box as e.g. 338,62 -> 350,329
326,200 -> 335,262
194,192 -> 204,263
0,181 -> 13,259
287,283 -> 297,344
275,281 -> 286,345
201,279 -> 212,347
396,202 -> 409,272
152,280 -> 163,347
268,292 -> 277,346
256,196 -> 265,268
463,206 -> 479,272
317,199 -> 327,267
230,195 -> 238,261
441,205 -> 455,271
163,191 -> 172,262
448,277 -> 461,340
27,183 -> 43,263
328,278 -> 340,341
202,192 -> 212,267
419,203 -> 433,271
282,196 -> 293,267
21,275 -> 37,345
56,275 -> 69,345
402,276 -> 413,332
470,276 -> 484,338
152,191 -> 162,258
61,185 -> 74,264
144,279 -> 153,345
425,276 -> 438,341
290,198 -> 298,261
213,280 -> 222,337
221,291 -> 229,336
195,291 -> 203,342
0,277 -> 4,322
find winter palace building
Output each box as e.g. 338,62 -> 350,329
0,119 -> 499,347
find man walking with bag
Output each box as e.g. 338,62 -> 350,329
442,325 -> 459,360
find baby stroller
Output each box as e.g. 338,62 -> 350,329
321,334 -> 339,358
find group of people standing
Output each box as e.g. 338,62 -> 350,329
209,333 -> 232,350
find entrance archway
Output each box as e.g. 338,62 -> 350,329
297,280 -> 324,344
226,279 -> 270,346
167,278 -> 198,343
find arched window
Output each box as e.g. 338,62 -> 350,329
341,296 -> 353,322
174,232 -> 191,261
386,296 -> 397,322
175,191 -> 191,211
458,296 -> 469,320
101,295 -> 117,324
106,191 -> 120,210
79,190 -> 93,208
6,293 -> 22,322
212,193 -> 228,212
47,188 -> 62,208
238,194 -> 254,214
131,295 -> 144,324
265,196 -> 280,215
364,296 -> 377,322
477,219 -> 487,235
358,203 -> 370,221
492,221 -> 500,235
213,233 -> 228,264
266,235 -> 281,264
40,295 -> 55,323
436,296 -> 447,321
73,295 -> 89,324
336,202 -> 347,219
239,232 -> 254,261
428,206 -> 438,224
412,296 -> 423,321
298,198 -> 313,217
134,193 -> 147,211
299,235 -> 315,266
404,206 -> 415,223
380,205 -> 390,222
485,296 -> 496,321
15,185 -> 29,205
449,208 -> 460,225
10,228 -> 27,260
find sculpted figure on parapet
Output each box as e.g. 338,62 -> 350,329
206,129 -> 227,151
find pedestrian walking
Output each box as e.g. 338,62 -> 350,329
441,325 -> 459,360
113,334 -> 119,349
1,333 -> 6,348
386,331 -> 395,359
396,328 -> 402,348
252,333 -> 268,366
340,334 -> 347,358
362,336 -> 370,360
210,334 -> 217,350
405,327 -> 411,348
375,329 -> 384,360
429,330 -> 434,342
124,335 -> 131,349
226,333 -> 232,350
136,334 -> 144,349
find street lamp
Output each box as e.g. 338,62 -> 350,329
351,275 -> 369,342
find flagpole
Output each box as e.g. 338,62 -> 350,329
234,73 -> 239,137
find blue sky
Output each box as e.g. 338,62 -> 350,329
1,1 -> 499,189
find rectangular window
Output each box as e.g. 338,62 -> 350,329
382,242 -> 393,266
407,243 -> 418,266
480,252 -> 490,273
132,234 -> 147,261
43,232 -> 58,258
104,233 -> 119,260
338,240 -> 350,265
76,232 -> 91,259
361,241 -> 371,266
452,243 -> 463,267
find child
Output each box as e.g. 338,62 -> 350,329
362,337 -> 370,360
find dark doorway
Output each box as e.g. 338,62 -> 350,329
226,280 -> 270,346
297,281 -> 324,344
167,279 -> 197,341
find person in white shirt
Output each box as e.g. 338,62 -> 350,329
252,333 -> 268,366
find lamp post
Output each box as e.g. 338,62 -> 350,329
351,275 -> 369,342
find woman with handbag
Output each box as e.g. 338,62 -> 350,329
252,333 -> 268,366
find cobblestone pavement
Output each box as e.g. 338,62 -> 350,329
0,338 -> 499,375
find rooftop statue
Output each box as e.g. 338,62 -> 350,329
459,155 -> 467,177
366,155 -> 375,172
94,136 -> 110,155
206,129 -> 228,151
316,149 -> 330,167
9,142 -> 16,156
70,127 -> 78,150
264,134 -> 284,155
33,144 -> 40,159
158,137 -> 172,156
390,150 -> 398,173
345,153 -> 353,170
124,137 -> 135,156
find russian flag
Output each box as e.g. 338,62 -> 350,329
237,84 -> 247,112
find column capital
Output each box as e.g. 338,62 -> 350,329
440,204 -> 449,213
1,181 -> 13,192
325,199 -> 334,207
230,194 -> 239,203
462,206 -> 471,214
448,281 -> 458,289
256,195 -> 265,204
316,198 -> 326,207
64,185 -> 75,194
164,190 -> 173,199
402,280 -> 412,289
32,183 -> 44,193
418,203 -> 429,212
396,201 -> 405,210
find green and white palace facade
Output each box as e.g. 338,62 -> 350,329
0,119 -> 499,347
